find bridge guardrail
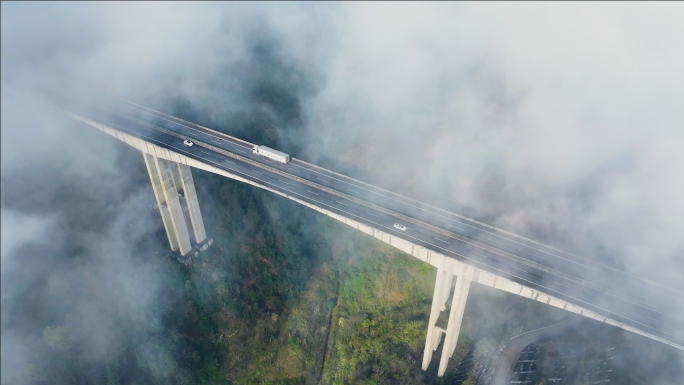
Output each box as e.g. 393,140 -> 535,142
120,113 -> 615,294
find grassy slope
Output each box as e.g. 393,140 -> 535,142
190,170 -> 572,385
12,158 -> 681,385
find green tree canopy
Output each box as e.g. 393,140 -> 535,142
42,325 -> 72,350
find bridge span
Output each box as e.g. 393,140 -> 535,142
58,94 -> 684,377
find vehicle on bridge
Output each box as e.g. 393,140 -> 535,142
183,139 -> 194,146
252,145 -> 291,164
394,223 -> 407,231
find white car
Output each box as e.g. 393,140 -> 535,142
183,140 -> 194,146
394,223 -> 407,231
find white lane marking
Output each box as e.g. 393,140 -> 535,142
291,161 -> 596,283
111,101 -> 248,147
211,139 -> 221,143
471,251 -> 491,260
92,123 -> 684,335
309,191 -> 319,196
161,126 -> 546,280
109,100 -> 559,266
204,162 -> 684,334
100,118 -> 680,326
105,106 -> 368,224
472,251 -> 530,276
487,237 -> 503,245
449,217 -> 609,274
366,211 -> 381,219
288,162 -> 547,248
449,224 -> 464,231
528,252 -> 545,259
295,157 -> 607,275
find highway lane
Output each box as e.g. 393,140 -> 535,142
70,99 -> 684,347
92,102 -> 599,257
94,96 -> 684,308
91,97 -> 684,323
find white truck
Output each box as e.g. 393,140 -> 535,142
252,145 -> 291,164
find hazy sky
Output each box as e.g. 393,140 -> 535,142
7,1 -> 679,288
2,1 -> 684,382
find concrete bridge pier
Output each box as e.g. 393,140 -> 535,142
422,264 -> 472,377
422,266 -> 451,370
438,274 -> 471,377
174,163 -> 207,243
65,109 -> 684,374
143,153 -> 207,256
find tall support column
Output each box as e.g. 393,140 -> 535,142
422,267 -> 452,370
438,275 -> 472,377
145,153 -> 193,256
144,153 -> 179,251
156,157 -> 193,255
176,163 -> 207,243
440,272 -> 454,311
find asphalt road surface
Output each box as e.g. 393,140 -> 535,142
64,94 -> 684,349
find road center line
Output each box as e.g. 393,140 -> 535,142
84,114 -> 684,333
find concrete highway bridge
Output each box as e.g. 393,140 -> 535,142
55,94 -> 684,377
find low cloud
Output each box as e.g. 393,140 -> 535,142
2,1 -> 683,381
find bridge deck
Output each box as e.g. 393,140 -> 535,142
62,94 -> 684,353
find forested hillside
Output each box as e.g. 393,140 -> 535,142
5,150 -> 564,385
3,95 -> 681,385
12,159 -> 681,385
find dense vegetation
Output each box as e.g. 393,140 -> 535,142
8,151 -> 684,385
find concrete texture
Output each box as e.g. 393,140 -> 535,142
153,156 -> 193,256
103,114 -> 207,256
438,275 -> 471,376
143,153 -> 181,252
422,267 -> 450,370
70,113 -> 684,373
176,163 -> 207,243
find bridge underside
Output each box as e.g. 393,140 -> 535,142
73,114 -> 210,258
71,113 -> 684,377
143,152 -> 208,256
